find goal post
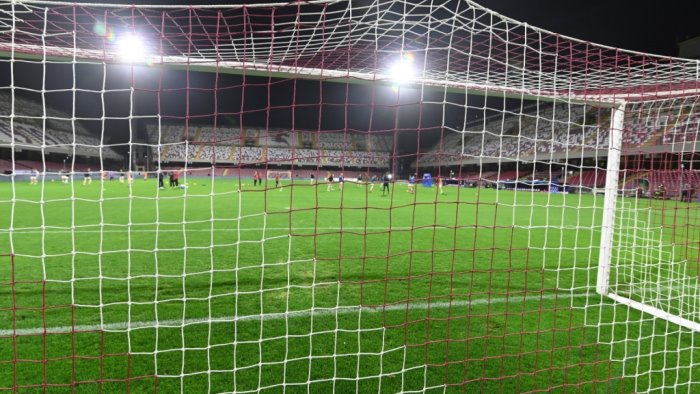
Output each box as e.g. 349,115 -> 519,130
597,102 -> 627,296
596,101 -> 700,333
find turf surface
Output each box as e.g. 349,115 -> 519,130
0,178 -> 698,392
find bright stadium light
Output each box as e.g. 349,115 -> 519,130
118,33 -> 146,63
389,52 -> 416,89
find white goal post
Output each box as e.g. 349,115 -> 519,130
597,103 -> 627,297
597,103 -> 700,333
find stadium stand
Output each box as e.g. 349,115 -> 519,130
0,92 -> 121,161
0,158 -> 14,172
412,101 -> 700,169
150,124 -> 393,168
646,170 -> 700,198
567,170 -> 607,189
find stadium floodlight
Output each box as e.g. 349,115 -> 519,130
117,33 -> 146,63
389,52 -> 416,89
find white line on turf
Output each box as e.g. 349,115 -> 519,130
0,226 -> 471,234
1,292 -> 592,336
0,224 -> 597,235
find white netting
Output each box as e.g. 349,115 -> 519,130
0,0 -> 699,393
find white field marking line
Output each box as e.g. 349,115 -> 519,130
2,292 -> 593,336
0,226 -> 461,234
0,225 -> 598,235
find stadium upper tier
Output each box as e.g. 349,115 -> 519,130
148,124 -> 393,167
0,92 -> 121,160
416,99 -> 700,167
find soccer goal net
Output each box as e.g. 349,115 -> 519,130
0,0 -> 699,392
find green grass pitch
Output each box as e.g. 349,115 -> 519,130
0,178 -> 698,392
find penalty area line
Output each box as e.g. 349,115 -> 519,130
1,292 -> 592,336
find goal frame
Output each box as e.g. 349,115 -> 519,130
595,102 -> 700,332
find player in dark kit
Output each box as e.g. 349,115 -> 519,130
83,168 -> 92,186
158,171 -> 165,189
326,172 -> 334,192
381,173 -> 390,196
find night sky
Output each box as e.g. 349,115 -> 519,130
481,0 -> 700,57
51,0 -> 700,57
2,0 -> 699,153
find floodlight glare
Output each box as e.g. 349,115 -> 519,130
118,33 -> 146,63
389,52 -> 416,89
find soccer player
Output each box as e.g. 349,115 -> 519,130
169,171 -> 175,188
29,169 -> 39,185
83,168 -> 92,186
59,170 -> 69,184
437,176 -> 445,195
381,173 -> 390,196
119,170 -> 125,183
158,171 -> 165,189
356,173 -> 363,187
338,173 -> 344,190
407,173 -> 416,193
127,171 -> 134,186
326,172 -> 334,192
369,174 -> 377,192
275,173 -> 281,189
173,170 -> 180,187
310,173 -> 315,185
